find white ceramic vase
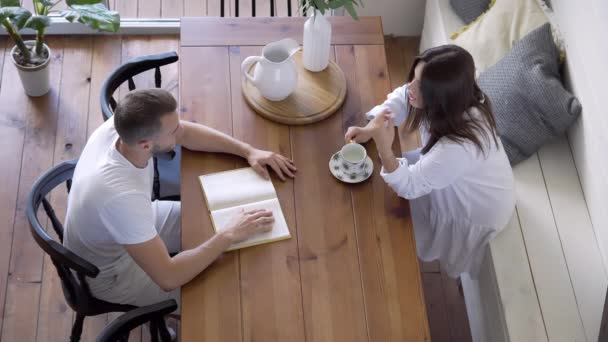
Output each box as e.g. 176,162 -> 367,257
303,10 -> 332,72
11,40 -> 51,97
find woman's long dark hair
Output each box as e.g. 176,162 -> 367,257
404,45 -> 499,155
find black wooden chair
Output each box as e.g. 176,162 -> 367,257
96,299 -> 177,342
100,51 -> 181,201
26,159 -> 172,341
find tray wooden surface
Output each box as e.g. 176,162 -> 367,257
242,51 -> 347,125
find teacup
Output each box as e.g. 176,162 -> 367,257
339,143 -> 367,169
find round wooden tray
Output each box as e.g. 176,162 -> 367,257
242,51 -> 347,125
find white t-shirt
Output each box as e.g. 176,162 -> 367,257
64,117 -> 157,292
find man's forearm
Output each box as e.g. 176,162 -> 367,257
164,232 -> 233,290
179,120 -> 252,158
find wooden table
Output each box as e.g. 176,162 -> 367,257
179,16 -> 430,342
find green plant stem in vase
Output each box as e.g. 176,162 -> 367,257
0,0 -> 120,96
300,0 -> 363,20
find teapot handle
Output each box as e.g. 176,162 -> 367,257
241,56 -> 264,85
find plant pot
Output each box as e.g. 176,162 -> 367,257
303,10 -> 332,72
11,41 -> 52,97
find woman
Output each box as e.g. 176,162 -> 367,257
346,45 -> 515,278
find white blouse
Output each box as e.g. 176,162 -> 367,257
367,84 -> 515,278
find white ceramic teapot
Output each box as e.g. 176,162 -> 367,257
241,38 -> 301,101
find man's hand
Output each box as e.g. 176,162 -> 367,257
246,148 -> 297,181
222,209 -> 275,243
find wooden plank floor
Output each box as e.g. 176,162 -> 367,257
0,35 -> 471,341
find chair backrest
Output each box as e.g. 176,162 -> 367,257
99,52 -> 180,201
100,51 -> 179,122
96,299 -> 177,342
26,159 -> 132,316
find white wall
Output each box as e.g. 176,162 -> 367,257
548,0 -> 608,272
356,0 -> 425,36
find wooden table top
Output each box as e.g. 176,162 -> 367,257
179,16 -> 430,342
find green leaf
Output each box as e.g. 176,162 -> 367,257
34,0 -> 54,15
0,7 -> 33,29
66,0 -> 103,5
0,0 -> 20,7
328,0 -> 344,9
312,0 -> 326,11
61,3 -> 120,32
24,15 -> 50,31
344,1 -> 359,20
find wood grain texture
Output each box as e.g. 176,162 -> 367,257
231,45 -> 306,342
1,36 -> 65,342
38,37 -> 94,342
291,48 -> 368,342
423,273 -> 451,342
0,33 -> 472,341
179,18 -> 428,341
180,46 -> 241,342
242,51 -> 346,125
0,37 -> 18,337
181,17 -> 384,47
86,36 -> 122,138
441,273 -> 473,342
352,43 -> 430,341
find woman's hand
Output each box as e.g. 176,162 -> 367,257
344,126 -> 374,143
345,108 -> 393,143
370,113 -> 400,173
369,112 -> 396,153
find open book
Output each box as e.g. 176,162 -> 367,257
198,167 -> 291,251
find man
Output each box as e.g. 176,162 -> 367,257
64,88 -> 296,307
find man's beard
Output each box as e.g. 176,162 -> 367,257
152,143 -> 175,154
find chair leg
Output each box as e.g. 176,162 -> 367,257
157,318 -> 172,342
150,319 -> 159,342
70,314 -> 85,342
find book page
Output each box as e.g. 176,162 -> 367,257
210,198 -> 291,251
199,167 -> 277,211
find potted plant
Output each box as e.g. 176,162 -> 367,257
0,0 -> 119,96
300,0 -> 362,72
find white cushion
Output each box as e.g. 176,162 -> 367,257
451,0 -> 547,71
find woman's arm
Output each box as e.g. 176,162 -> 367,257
379,141 -> 476,199
365,83 -> 410,126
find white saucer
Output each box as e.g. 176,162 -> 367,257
329,152 -> 374,184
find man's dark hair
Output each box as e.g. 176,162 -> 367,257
114,88 -> 177,145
